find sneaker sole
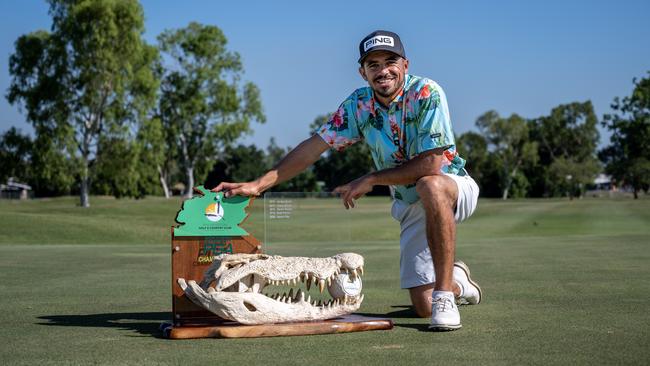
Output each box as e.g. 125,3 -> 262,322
428,323 -> 462,331
454,260 -> 482,305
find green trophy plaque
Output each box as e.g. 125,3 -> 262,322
174,186 -> 250,237
169,186 -> 262,329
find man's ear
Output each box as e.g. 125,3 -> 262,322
403,58 -> 409,73
358,66 -> 368,81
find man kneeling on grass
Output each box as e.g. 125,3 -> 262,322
214,30 -> 482,331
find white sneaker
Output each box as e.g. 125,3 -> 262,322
428,291 -> 462,331
454,260 -> 482,305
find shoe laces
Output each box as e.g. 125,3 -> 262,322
432,296 -> 455,312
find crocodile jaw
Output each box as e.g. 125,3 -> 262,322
177,253 -> 365,325
179,279 -> 363,325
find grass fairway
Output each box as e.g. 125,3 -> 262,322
0,196 -> 648,365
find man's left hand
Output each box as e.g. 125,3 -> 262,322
334,175 -> 374,209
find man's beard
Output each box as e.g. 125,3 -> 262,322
373,84 -> 398,99
372,75 -> 401,99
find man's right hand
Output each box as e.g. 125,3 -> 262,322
212,181 -> 262,198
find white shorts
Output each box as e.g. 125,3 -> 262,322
390,173 -> 479,289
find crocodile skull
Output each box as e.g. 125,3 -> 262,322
177,253 -> 365,325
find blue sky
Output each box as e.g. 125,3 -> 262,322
1,0 -> 649,149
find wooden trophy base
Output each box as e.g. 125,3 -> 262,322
162,314 -> 393,339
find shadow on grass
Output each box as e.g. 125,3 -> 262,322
37,312 -> 171,338
357,305 -> 431,332
38,307 -> 430,335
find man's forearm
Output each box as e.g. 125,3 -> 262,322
333,148 -> 445,209
254,134 -> 329,193
367,149 -> 444,186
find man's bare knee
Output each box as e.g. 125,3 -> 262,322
416,175 -> 456,205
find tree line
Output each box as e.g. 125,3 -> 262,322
462,73 -> 649,200
1,1 -> 648,204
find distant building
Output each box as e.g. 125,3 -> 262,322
0,178 -> 32,199
593,174 -> 613,191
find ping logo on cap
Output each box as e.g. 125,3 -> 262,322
364,36 -> 394,51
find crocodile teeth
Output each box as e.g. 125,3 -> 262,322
358,266 -> 364,276
350,269 -> 358,280
319,279 -> 325,293
251,275 -> 262,293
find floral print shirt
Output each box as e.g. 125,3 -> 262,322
316,74 -> 466,204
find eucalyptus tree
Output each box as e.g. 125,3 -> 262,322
600,73 -> 650,198
456,131 -> 489,191
476,111 -> 538,199
532,101 -> 600,198
0,127 -> 32,184
157,22 -> 265,198
7,0 -> 158,206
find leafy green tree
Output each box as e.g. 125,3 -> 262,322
92,134 -> 141,198
28,126 -> 76,197
157,22 -> 265,198
265,137 -> 289,168
531,101 -> 600,198
600,72 -> 650,199
203,144 -> 265,190
265,138 -> 320,192
476,111 -> 538,199
224,144 -> 268,182
204,139 -> 319,193
7,0 -> 158,206
314,143 -> 374,191
135,117 -> 168,197
456,131 -> 489,191
92,118 -> 166,198
0,127 -> 32,184
547,156 -> 600,199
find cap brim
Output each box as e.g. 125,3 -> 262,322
358,47 -> 405,64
